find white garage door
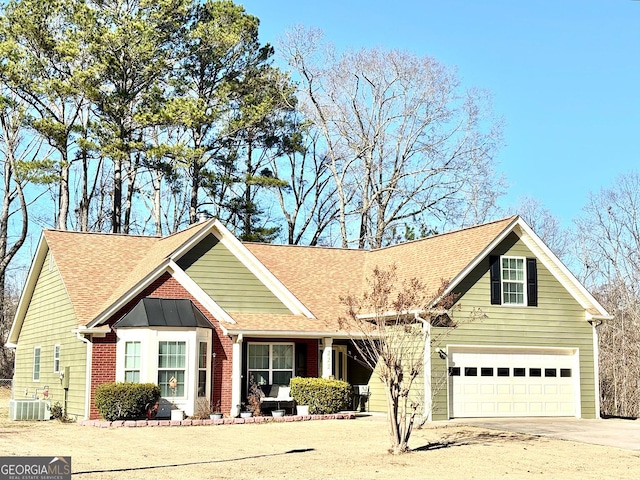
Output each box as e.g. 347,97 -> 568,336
449,349 -> 577,418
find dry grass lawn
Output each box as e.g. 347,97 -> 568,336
1,412 -> 639,479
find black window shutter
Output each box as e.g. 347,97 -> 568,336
527,258 -> 538,306
490,255 -> 501,305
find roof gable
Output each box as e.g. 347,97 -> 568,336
177,233 -> 292,314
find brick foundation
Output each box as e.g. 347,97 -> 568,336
79,412 -> 356,427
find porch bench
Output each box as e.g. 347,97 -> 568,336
259,385 -> 295,413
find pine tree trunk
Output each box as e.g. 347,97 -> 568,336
112,157 -> 122,233
58,160 -> 69,231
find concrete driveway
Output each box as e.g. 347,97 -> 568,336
456,417 -> 640,451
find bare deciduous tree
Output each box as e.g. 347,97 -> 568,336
270,125 -> 339,245
575,171 -> 640,417
280,26 -> 505,249
510,196 -> 571,262
0,91 -> 51,377
338,265 -> 459,454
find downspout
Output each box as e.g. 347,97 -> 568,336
76,332 -> 92,421
416,313 -> 432,422
591,319 -> 603,419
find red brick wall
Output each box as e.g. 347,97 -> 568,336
304,339 -> 319,377
88,273 -> 234,419
88,333 -> 117,419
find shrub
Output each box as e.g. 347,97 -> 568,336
50,402 -> 72,422
289,377 -> 351,414
94,382 -> 161,421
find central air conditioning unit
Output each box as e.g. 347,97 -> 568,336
9,399 -> 51,421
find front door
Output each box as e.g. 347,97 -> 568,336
332,345 -> 347,381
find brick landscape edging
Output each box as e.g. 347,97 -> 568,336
78,413 -> 356,428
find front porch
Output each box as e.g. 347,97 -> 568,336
227,336 -> 373,417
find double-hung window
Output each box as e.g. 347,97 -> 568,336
33,347 -> 41,381
490,255 -> 538,307
501,257 -> 525,305
124,341 -> 141,383
158,341 -> 186,397
247,343 -> 294,386
53,345 -> 61,374
198,342 -> 207,397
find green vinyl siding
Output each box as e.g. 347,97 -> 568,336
431,235 -> 596,420
13,251 -> 87,418
177,234 -> 291,314
367,367 -> 387,414
365,327 -> 427,416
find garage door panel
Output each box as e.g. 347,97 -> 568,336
529,403 -> 544,414
545,403 -> 559,413
496,385 -> 511,395
481,403 -> 496,413
529,384 -> 543,395
513,403 -> 528,413
513,384 -> 527,395
560,403 -> 574,414
450,350 -> 576,418
480,385 -> 495,395
464,384 -> 479,394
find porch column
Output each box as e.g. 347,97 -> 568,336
322,337 -> 333,379
230,334 -> 243,417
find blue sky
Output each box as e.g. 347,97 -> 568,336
240,0 -> 640,227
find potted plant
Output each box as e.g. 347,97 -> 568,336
210,400 -> 223,420
295,405 -> 309,416
239,403 -> 253,418
242,376 -> 262,417
290,377 -> 313,416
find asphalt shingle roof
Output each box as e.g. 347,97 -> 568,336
42,216 -> 519,332
244,217 -> 518,325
